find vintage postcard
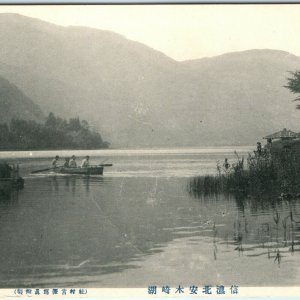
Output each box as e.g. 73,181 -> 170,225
0,3 -> 299,298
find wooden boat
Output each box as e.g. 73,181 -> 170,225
54,166 -> 104,175
0,177 -> 24,190
0,164 -> 24,191
32,164 -> 112,176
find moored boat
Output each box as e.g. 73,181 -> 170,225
0,163 -> 24,191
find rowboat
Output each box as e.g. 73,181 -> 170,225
54,166 -> 104,175
31,164 -> 112,175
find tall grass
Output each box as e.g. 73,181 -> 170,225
189,148 -> 300,197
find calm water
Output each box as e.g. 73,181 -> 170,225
0,147 -> 299,287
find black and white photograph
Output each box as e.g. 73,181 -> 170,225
0,4 -> 299,290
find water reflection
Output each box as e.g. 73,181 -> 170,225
0,173 -> 299,287
189,185 -> 296,214
190,188 -> 300,268
0,176 -> 145,287
49,176 -> 105,194
0,188 -> 19,205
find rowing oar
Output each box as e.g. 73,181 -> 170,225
31,166 -> 59,174
97,158 -> 112,167
99,158 -> 108,164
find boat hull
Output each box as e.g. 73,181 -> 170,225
55,166 -> 104,175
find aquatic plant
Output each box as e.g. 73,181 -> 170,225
282,216 -> 288,247
189,145 -> 300,198
212,222 -> 218,260
290,221 -> 295,253
274,249 -> 281,267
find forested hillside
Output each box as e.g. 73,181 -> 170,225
1,13 -> 300,147
0,113 -> 109,150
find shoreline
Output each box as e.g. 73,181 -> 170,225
0,146 -> 255,160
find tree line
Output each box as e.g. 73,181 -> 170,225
0,113 -> 109,150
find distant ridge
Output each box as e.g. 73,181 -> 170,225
0,75 -> 44,123
0,13 -> 300,147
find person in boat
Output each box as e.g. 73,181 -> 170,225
69,155 -> 77,168
52,155 -> 60,168
81,156 -> 90,168
63,157 -> 70,168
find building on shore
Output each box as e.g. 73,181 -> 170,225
263,128 -> 300,155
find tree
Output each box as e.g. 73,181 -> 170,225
0,123 -> 10,149
68,117 -> 81,131
0,113 -> 109,150
285,71 -> 300,108
45,112 -> 57,128
81,120 -> 89,131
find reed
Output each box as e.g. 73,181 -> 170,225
274,249 -> 281,267
282,216 -> 288,247
189,148 -> 300,197
290,222 -> 295,253
212,222 -> 218,260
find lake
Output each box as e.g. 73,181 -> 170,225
0,147 -> 299,288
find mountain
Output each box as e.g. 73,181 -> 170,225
0,13 -> 300,147
0,75 -> 44,123
178,50 -> 300,145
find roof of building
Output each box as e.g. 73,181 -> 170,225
263,128 -> 299,140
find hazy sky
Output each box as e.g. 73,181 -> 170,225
0,5 -> 300,61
